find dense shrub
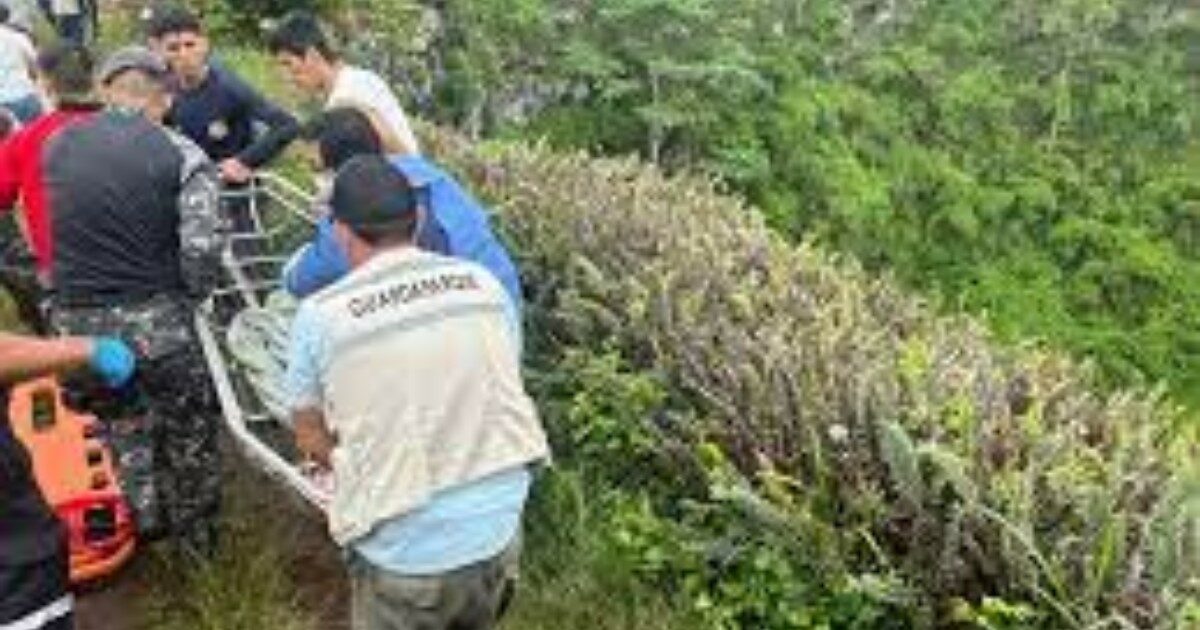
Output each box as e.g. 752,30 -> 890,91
329,0 -> 1200,405
426,128 -> 1200,627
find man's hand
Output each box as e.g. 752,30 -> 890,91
88,337 -> 137,388
218,158 -> 253,184
293,409 -> 335,471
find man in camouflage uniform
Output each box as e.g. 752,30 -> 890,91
44,47 -> 224,557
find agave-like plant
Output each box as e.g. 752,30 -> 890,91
427,128 -> 1200,627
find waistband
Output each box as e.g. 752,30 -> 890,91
48,290 -> 186,309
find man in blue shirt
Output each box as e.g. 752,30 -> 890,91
151,5 -> 298,184
282,107 -> 523,311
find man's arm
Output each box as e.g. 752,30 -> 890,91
282,304 -> 335,468
169,133 -> 225,299
226,70 -> 300,170
282,216 -> 351,298
0,333 -> 135,387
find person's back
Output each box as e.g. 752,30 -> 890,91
281,108 -> 521,308
46,46 -> 224,556
45,111 -> 191,302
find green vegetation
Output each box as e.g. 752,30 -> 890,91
424,127 -> 1200,626
64,2 -> 1200,626
309,0 -> 1200,405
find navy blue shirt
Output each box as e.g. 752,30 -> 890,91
167,63 -> 298,168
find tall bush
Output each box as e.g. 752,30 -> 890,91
427,128 -> 1200,627
336,0 -> 1200,405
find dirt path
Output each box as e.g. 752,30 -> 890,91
75,556 -> 156,630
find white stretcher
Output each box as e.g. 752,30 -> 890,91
193,173 -> 332,510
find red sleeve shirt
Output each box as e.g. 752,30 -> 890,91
0,108 -> 97,274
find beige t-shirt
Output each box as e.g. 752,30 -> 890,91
327,64 -> 420,156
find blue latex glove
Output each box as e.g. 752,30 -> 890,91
88,337 -> 137,388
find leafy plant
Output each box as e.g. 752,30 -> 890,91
427,126 -> 1200,626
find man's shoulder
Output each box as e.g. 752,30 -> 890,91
311,250 -> 494,303
160,126 -> 216,175
335,65 -> 393,98
23,109 -> 94,140
207,62 -> 259,97
38,109 -> 108,154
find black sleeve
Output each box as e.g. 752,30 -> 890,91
225,70 -> 300,169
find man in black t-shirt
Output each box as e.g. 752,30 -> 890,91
0,333 -> 135,630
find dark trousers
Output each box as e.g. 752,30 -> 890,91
0,553 -> 73,630
51,297 -> 221,557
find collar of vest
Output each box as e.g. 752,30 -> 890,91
357,246 -> 427,274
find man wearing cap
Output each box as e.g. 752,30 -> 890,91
282,107 -> 523,312
44,45 -> 225,557
283,155 -> 548,630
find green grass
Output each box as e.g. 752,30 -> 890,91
118,455 -> 693,629
134,475 -> 323,630
502,470 -> 697,630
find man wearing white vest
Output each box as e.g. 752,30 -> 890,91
282,154 -> 549,630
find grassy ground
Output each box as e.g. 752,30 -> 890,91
73,452 -> 694,630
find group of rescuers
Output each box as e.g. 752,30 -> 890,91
0,4 -> 549,630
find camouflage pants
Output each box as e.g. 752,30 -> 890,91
50,297 -> 221,557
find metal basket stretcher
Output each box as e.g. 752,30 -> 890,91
193,173 -> 331,510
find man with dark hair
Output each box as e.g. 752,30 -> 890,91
0,42 -> 98,280
284,154 -> 548,630
45,46 -> 225,557
268,10 -> 419,155
0,332 -> 136,630
152,4 -> 298,184
283,107 -> 523,314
